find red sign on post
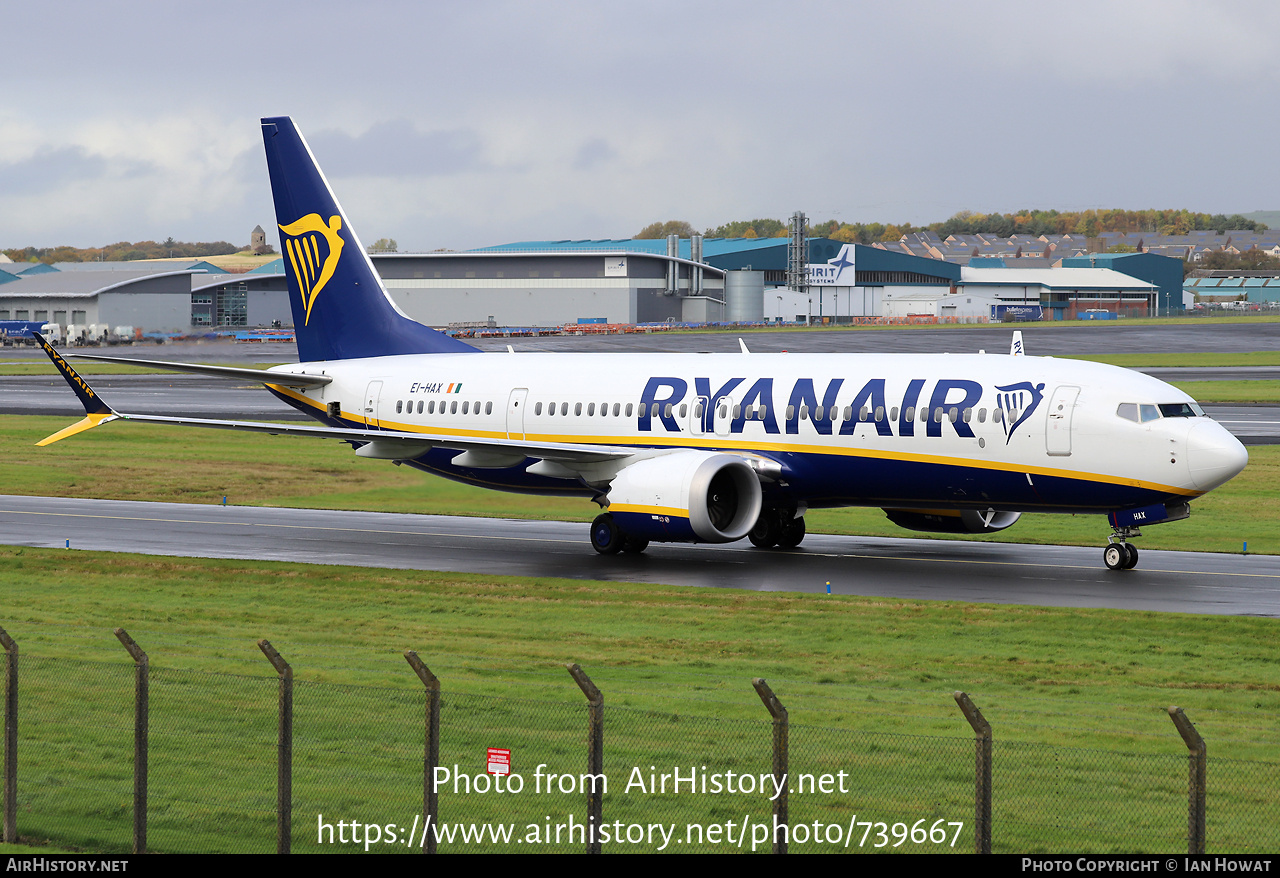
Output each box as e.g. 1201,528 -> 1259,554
487,748 -> 510,775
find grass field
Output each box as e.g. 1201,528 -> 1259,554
2,548 -> 1278,853
2,414 -> 1276,554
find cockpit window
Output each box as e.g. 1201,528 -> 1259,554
1159,402 -> 1205,418
1117,403 -> 1163,423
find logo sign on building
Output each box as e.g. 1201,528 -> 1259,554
487,748 -> 511,775
604,257 -> 628,277
806,244 -> 855,285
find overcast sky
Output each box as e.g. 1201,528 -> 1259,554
3,0 -> 1278,252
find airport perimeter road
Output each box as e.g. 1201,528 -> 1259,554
1,494 -> 1276,617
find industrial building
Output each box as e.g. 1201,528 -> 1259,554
0,231 -> 1174,334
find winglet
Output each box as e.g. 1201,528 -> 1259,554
32,332 -> 119,445
1010,330 -> 1024,356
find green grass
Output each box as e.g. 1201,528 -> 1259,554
2,414 -> 1276,554
1067,351 -> 1280,368
2,548 -> 1278,853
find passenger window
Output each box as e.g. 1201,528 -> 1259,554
588,403 -> 596,416
561,402 -> 569,416
651,403 -> 659,417
859,407 -> 869,422
575,402 -> 583,416
949,407 -> 958,423
921,407 -> 929,423
679,403 -> 687,418
718,405 -> 728,419
890,407 -> 899,421
759,404 -> 767,419
396,400 -> 403,413
904,406 -> 915,421
664,403 -> 674,419
418,400 -> 424,414
613,403 -> 621,417
450,401 -> 458,414
733,404 -> 742,419
428,401 -> 436,414
842,405 -> 852,421
535,402 -> 542,415
993,408 -> 1003,424
463,401 -> 470,414
786,405 -> 795,420
800,405 -> 809,420
626,403 -> 633,417
977,408 -> 986,423
485,401 -> 492,415
875,406 -> 885,422
962,407 -> 971,423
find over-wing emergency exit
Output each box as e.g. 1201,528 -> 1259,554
34,117 -> 1249,570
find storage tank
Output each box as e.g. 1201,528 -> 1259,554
725,270 -> 764,323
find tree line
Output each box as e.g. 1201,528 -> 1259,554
636,209 -> 1268,244
2,237 -> 269,265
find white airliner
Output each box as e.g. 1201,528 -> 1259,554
34,116 -> 1249,571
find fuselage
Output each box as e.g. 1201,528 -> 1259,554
264,350 -> 1248,517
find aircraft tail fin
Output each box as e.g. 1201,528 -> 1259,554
32,332 -> 119,445
260,116 -> 477,361
1010,330 -> 1025,356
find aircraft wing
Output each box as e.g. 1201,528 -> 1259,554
32,333 -> 631,465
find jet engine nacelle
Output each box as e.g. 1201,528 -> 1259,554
607,451 -> 763,543
883,508 -> 1022,535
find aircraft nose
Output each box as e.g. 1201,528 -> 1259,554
1187,419 -> 1249,491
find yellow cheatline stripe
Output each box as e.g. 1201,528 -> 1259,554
268,385 -> 1200,498
36,412 -> 117,446
611,504 -> 689,518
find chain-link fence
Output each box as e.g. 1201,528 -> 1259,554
2,630 -> 1277,854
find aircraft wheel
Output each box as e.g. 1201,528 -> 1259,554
748,512 -> 779,548
1103,544 -> 1127,570
1123,543 -> 1139,569
590,514 -> 624,555
776,515 -> 806,549
621,535 -> 649,554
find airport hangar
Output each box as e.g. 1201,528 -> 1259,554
0,239 -> 1165,332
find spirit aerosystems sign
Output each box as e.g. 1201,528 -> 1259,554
807,244 -> 855,285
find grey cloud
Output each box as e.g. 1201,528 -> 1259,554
573,138 -> 615,170
0,146 -> 152,196
306,120 -> 485,177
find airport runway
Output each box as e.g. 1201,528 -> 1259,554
1,494 -> 1276,617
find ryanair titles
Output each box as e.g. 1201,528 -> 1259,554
636,375 -> 1044,440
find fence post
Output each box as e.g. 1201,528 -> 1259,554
0,627 -> 15,844
404,651 -> 439,854
258,640 -> 292,855
954,691 -> 992,854
752,678 -> 788,854
1168,706 -> 1206,855
566,664 -> 603,854
114,629 -> 148,854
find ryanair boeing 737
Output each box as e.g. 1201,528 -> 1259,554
34,117 -> 1249,570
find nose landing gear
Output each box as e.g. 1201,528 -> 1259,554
1104,528 -> 1140,570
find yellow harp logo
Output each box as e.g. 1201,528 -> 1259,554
279,213 -> 345,325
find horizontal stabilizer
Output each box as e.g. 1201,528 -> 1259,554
69,352 -> 332,388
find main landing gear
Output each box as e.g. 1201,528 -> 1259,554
590,513 -> 648,555
748,508 -> 806,550
1104,528 -> 1140,571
